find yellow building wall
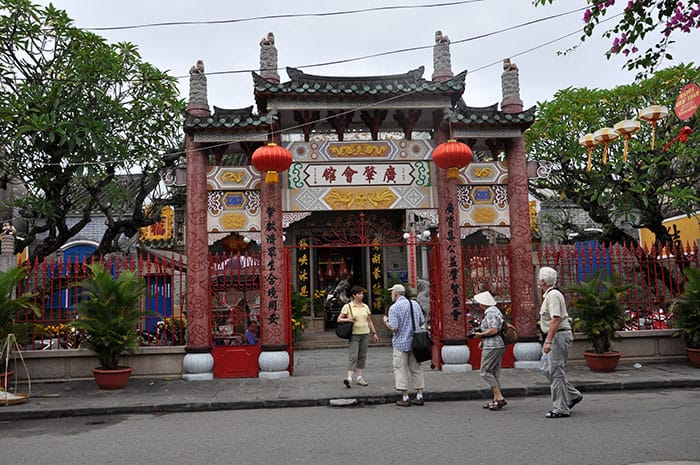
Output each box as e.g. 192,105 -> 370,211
639,212 -> 700,247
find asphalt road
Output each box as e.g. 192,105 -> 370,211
1,389 -> 699,465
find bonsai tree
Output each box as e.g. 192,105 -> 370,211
569,271 -> 633,354
73,263 -> 146,370
673,267 -> 700,350
0,267 -> 40,346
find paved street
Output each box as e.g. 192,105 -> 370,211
2,347 -> 700,421
1,390 -> 699,465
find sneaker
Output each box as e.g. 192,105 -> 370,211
343,377 -> 351,388
356,377 -> 368,386
395,399 -> 411,407
412,398 -> 424,406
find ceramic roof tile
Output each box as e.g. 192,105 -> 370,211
252,66 -> 467,96
446,103 -> 536,128
183,107 -> 274,129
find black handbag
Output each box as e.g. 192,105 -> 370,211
335,304 -> 354,340
409,301 -> 431,362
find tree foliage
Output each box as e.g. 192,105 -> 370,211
535,0 -> 700,77
0,0 -> 185,259
526,64 -> 699,246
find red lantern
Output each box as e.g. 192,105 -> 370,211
432,139 -> 473,179
251,142 -> 293,184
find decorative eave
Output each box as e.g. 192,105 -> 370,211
253,66 -> 466,97
183,107 -> 276,130
446,104 -> 536,129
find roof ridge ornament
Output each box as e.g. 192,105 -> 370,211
187,59 -> 209,117
259,32 -> 280,84
432,30 -> 453,82
500,58 -> 523,113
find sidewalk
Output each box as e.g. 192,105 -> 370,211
2,347 -> 700,421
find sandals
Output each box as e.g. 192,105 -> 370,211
482,401 -> 496,409
488,399 -> 507,411
545,410 -> 570,419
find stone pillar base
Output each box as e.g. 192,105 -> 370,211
441,344 -> 471,372
182,352 -> 214,381
259,350 -> 290,378
513,341 -> 542,369
442,363 -> 473,372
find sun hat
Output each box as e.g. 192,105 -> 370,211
387,284 -> 406,294
473,290 -> 497,307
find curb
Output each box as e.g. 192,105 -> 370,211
2,379 -> 699,421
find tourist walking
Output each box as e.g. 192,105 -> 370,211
383,284 -> 425,406
538,266 -> 583,418
471,291 -> 507,411
337,285 -> 379,387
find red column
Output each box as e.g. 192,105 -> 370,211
506,135 -> 537,338
259,178 -> 288,349
184,135 -> 212,351
434,126 -> 467,343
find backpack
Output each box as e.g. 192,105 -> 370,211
500,319 -> 518,345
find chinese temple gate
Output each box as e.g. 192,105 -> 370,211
182,32 -> 540,380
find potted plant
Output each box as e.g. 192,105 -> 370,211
569,271 -> 633,372
0,266 -> 40,389
73,263 -> 146,389
673,267 -> 700,368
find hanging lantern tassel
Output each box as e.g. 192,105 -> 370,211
593,128 -> 619,165
578,133 -> 598,172
251,142 -> 293,184
662,125 -> 693,152
638,105 -> 669,151
613,120 -> 641,163
432,139 -> 473,180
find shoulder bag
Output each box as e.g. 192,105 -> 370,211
335,304 -> 354,340
409,300 -> 431,362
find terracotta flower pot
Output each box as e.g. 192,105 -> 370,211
686,347 -> 700,368
583,351 -> 621,372
93,367 -> 132,390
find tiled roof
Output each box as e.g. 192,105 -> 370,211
253,66 -> 467,96
183,106 -> 274,129
447,101 -> 536,127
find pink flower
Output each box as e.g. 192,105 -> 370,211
583,8 -> 592,23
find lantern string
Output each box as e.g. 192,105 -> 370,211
650,121 -> 657,151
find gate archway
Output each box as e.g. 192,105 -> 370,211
283,210 -> 443,366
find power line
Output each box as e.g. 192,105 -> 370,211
18,5 -> 588,84
84,1 -> 487,31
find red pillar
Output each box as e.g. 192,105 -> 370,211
259,178 -> 288,349
506,135 -> 537,339
183,135 -> 212,367
434,125 -> 467,343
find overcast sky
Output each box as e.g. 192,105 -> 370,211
37,0 -> 698,113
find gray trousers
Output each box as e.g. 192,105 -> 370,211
543,330 -> 581,414
480,347 -> 505,389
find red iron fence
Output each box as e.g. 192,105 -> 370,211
463,241 -> 699,331
9,242 -> 699,351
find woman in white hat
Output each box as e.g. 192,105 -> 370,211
471,291 -> 507,410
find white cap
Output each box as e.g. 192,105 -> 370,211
473,291 -> 497,307
387,284 -> 406,294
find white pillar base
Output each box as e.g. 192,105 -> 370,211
182,352 -> 214,381
440,344 -> 471,372
259,350 -> 290,378
442,363 -> 473,372
513,341 -> 542,369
